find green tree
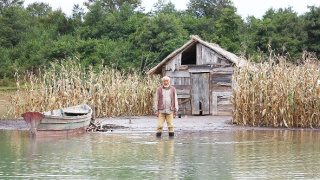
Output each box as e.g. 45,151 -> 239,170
211,5 -> 243,53
102,3 -> 144,39
76,38 -> 100,68
304,6 -> 320,58
82,0 -> 145,40
0,5 -> 30,47
49,34 -> 80,60
81,1 -> 106,39
97,37 -> 135,70
45,10 -> 73,35
84,0 -> 141,11
181,15 -> 215,41
130,13 -> 188,72
186,0 -> 233,18
71,4 -> 85,30
152,0 -> 177,15
26,2 -> 52,18
0,46 -> 11,79
245,7 -> 306,60
0,0 -> 23,13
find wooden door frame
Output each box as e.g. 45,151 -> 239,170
190,72 -> 210,115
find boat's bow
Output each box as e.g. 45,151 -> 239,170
22,112 -> 43,135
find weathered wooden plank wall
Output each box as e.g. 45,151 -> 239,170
196,44 -> 232,66
190,73 -> 210,115
162,42 -> 235,116
165,53 -> 181,72
167,71 -> 190,87
210,67 -> 233,115
212,92 -> 233,115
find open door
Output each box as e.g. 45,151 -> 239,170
190,73 -> 210,115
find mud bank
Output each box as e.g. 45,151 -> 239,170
0,119 -> 29,130
96,115 -> 235,132
1,115 -> 315,132
1,116 -> 235,131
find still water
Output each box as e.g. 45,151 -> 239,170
1,129 -> 320,179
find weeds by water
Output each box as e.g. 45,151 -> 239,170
8,53 -> 320,129
231,52 -> 320,128
8,58 -> 160,119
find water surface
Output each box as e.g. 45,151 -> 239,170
1,130 -> 320,179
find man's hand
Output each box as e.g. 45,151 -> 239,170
174,111 -> 178,117
155,111 -> 159,117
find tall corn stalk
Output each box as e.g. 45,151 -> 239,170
8,58 -> 160,119
231,52 -> 320,128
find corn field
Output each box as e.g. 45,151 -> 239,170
8,58 -> 160,119
231,53 -> 320,128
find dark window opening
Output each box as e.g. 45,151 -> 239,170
217,57 -> 222,64
181,43 -> 197,65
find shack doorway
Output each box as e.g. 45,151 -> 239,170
190,73 -> 210,115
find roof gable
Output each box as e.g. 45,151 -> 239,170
147,35 -> 246,75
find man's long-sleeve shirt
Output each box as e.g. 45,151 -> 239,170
154,86 -> 179,114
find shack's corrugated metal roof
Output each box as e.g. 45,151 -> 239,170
147,35 -> 247,75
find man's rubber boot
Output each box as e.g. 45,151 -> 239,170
156,132 -> 161,137
169,132 -> 174,137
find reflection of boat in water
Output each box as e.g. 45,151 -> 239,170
22,103 -> 92,136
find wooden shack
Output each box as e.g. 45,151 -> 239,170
147,35 -> 246,116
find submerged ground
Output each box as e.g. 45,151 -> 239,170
0,115 -> 234,131
1,115 -> 318,132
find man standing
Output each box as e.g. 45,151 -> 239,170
154,76 -> 178,137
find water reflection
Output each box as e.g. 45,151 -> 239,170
155,138 -> 175,179
232,130 -> 320,179
1,130 -> 320,179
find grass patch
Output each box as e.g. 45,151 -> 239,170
0,86 -> 18,90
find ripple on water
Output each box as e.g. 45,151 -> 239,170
1,130 -> 320,179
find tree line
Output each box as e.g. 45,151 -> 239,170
0,0 -> 319,85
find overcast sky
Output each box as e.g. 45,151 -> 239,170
23,0 -> 320,18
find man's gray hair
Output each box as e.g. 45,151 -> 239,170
162,76 -> 170,82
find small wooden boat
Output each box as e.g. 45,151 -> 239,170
22,103 -> 92,136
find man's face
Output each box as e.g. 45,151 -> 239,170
162,79 -> 170,86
